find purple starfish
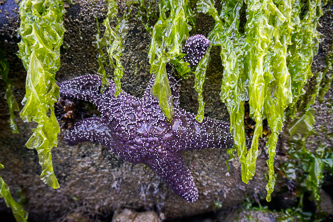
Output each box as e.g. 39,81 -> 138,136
59,35 -> 233,202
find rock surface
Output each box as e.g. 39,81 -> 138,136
223,208 -> 289,222
0,0 -> 332,221
112,208 -> 161,222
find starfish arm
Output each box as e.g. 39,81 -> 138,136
145,152 -> 198,202
169,74 -> 181,108
183,34 -> 210,68
59,74 -> 107,108
64,117 -> 113,148
173,112 -> 234,152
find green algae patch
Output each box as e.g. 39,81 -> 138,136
18,0 -> 66,189
283,45 -> 333,205
0,49 -> 19,133
198,0 -> 326,201
0,164 -> 28,222
94,0 -> 128,96
284,119 -> 333,205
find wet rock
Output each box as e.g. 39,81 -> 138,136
320,190 -> 333,215
62,212 -> 91,222
0,0 -> 19,41
112,208 -> 161,222
223,208 -> 289,222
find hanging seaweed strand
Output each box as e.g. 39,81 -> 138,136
198,0 -> 249,181
0,49 -> 19,133
285,44 -> 333,204
0,163 -> 28,222
263,0 -> 293,201
18,0 -> 66,189
148,0 -> 194,121
94,0 -> 128,96
287,0 -> 325,118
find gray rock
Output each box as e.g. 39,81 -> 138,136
112,208 -> 161,222
320,190 -> 333,215
223,208 -> 291,222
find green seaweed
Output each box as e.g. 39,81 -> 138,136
127,0 -> 193,120
0,163 -> 28,222
282,46 -> 333,205
0,49 -> 19,133
18,0 -> 66,189
286,112 -> 333,204
198,0 -> 249,184
198,0 -> 326,201
278,206 -> 318,222
279,121 -> 333,219
148,0 -> 194,120
261,0 -> 294,201
94,0 -> 128,96
287,0 -> 325,119
281,1 -> 332,206
302,144 -> 332,204
193,46 -> 211,122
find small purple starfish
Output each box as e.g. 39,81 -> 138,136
59,35 -> 233,202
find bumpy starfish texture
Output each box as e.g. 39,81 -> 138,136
183,34 -> 210,67
59,35 -> 234,202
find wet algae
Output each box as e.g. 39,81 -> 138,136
17,0 -> 66,190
